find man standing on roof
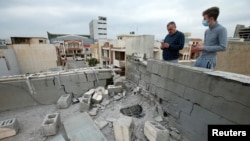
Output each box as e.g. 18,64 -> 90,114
161,21 -> 185,63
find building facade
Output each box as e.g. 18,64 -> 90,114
234,24 -> 250,41
89,16 -> 107,40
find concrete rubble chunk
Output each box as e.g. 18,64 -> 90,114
154,116 -> 163,122
103,89 -> 109,98
95,86 -> 105,95
95,117 -> 108,129
79,96 -> 91,112
92,91 -> 103,104
89,107 -> 98,116
114,93 -> 123,100
113,75 -> 123,86
107,85 -> 123,94
40,113 -> 60,137
57,94 -> 72,109
84,89 -> 95,98
144,121 -> 170,141
113,115 -> 134,141
0,118 -> 19,139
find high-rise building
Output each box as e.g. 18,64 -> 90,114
89,16 -> 107,40
234,24 -> 250,41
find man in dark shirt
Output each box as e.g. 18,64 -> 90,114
161,21 -> 185,63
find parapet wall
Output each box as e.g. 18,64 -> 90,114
0,68 -> 114,112
126,58 -> 250,141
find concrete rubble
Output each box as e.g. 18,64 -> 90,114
0,118 -> 19,139
0,65 -> 189,141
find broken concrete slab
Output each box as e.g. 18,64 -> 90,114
84,89 -> 95,98
79,96 -> 91,112
144,121 -> 170,141
63,112 -> 108,141
95,86 -> 105,94
95,117 -> 108,130
57,94 -> 72,109
103,89 -> 109,98
0,118 -> 19,139
113,115 -> 134,141
40,113 -> 60,137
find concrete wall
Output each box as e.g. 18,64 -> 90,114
126,58 -> 250,141
12,44 -> 57,74
216,41 -> 250,75
125,35 -> 154,59
0,68 -> 113,112
0,49 -> 20,76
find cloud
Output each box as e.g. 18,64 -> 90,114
0,0 -> 249,40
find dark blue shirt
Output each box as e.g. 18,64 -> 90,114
162,31 -> 185,60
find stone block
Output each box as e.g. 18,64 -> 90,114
40,113 -> 60,136
0,118 -> 19,139
98,71 -> 112,80
57,94 -> 72,109
144,121 -> 170,141
94,80 -> 107,87
114,115 -> 134,141
107,85 -> 123,93
155,87 -> 173,101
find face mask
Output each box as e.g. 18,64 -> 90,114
202,20 -> 209,26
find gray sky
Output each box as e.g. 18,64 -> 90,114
1,0 -> 250,41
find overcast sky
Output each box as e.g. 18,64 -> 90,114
1,0 -> 250,41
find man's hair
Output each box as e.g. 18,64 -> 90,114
167,21 -> 176,27
203,7 -> 220,21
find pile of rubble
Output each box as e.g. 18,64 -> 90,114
0,74 -> 187,141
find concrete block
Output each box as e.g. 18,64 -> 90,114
103,89 -> 109,98
151,62 -> 161,74
98,71 -> 112,80
84,89 -> 95,98
141,71 -> 151,84
138,64 -> 147,74
94,79 -> 107,87
79,97 -> 91,112
113,75 -> 123,86
155,87 -> 174,101
164,78 -> 186,97
95,86 -> 105,95
211,97 -> 250,124
107,85 -> 123,93
149,84 -> 156,95
0,118 -> 19,139
57,94 -> 72,109
85,70 -> 99,82
183,87 -> 213,110
138,80 -> 147,90
158,63 -> 169,78
114,115 -> 134,141
92,91 -> 103,104
41,113 -> 60,136
146,60 -> 153,72
150,74 -> 160,86
144,121 -> 170,141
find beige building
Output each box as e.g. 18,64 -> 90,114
7,37 -> 57,74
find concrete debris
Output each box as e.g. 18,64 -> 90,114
101,99 -> 110,107
40,113 -> 60,137
103,89 -> 109,98
153,116 -> 163,122
113,115 -> 135,141
0,118 -> 19,139
114,93 -> 123,100
84,89 -> 95,98
144,121 -> 170,141
95,86 -> 105,95
122,90 -> 126,97
113,75 -> 123,86
79,96 -> 91,112
92,91 -> 103,104
89,107 -> 98,116
132,86 -> 142,95
105,117 -> 117,122
107,85 -> 123,94
57,94 -> 72,109
95,118 -> 108,130
170,130 -> 181,141
170,127 -> 180,134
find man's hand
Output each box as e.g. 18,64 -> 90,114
161,42 -> 170,49
192,44 -> 204,51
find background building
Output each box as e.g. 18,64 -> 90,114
89,16 -> 107,40
234,24 -> 250,41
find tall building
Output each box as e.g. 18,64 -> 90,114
234,24 -> 250,41
89,16 -> 107,40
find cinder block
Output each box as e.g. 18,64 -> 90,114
103,90 -> 109,98
144,121 -> 170,141
79,96 -> 91,112
158,63 -> 169,78
150,74 -> 160,86
0,118 -> 19,139
41,113 -> 60,136
164,78 -> 186,97
92,91 -> 103,104
114,115 -> 134,141
57,94 -> 72,109
107,85 -> 123,93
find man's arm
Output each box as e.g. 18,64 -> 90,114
169,33 -> 185,50
203,27 -> 227,52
